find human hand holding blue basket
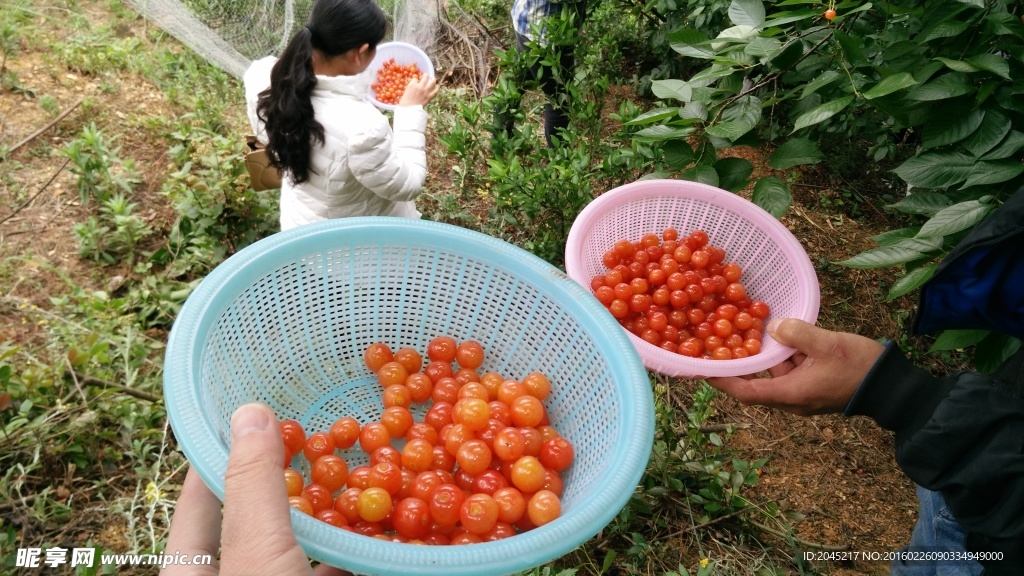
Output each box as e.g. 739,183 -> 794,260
164,218 -> 655,576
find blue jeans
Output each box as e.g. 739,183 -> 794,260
890,486 -> 984,576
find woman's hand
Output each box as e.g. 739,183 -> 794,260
705,319 -> 886,416
399,74 -> 439,107
161,404 -> 352,576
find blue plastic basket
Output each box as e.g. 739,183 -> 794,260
164,218 -> 654,576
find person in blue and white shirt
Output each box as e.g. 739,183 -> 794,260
493,1 -> 588,147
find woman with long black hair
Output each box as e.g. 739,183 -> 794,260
244,0 -> 438,231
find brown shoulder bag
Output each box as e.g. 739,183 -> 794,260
245,135 -> 283,191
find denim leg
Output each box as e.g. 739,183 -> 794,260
890,486 -> 984,576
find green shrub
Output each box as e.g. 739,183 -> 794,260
625,0 -> 1024,368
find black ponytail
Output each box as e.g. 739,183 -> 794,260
256,0 -> 387,184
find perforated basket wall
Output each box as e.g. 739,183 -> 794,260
565,180 -> 820,378
366,41 -> 435,111
164,218 -> 654,576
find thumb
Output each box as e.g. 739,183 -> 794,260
220,404 -> 299,566
766,318 -> 834,357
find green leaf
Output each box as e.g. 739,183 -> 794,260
962,160 -> 1024,188
601,550 -> 618,575
715,157 -> 754,192
745,36 -> 783,59
652,80 -> 693,102
916,200 -> 995,238
977,80 -> 999,104
913,60 -> 948,84
930,329 -> 989,352
711,25 -> 757,51
918,20 -> 969,43
962,109 -> 1010,158
681,101 -> 709,121
893,151 -> 975,188
986,11 -> 1022,36
689,66 -> 738,87
966,53 -> 1011,80
669,29 -> 715,59
935,57 -> 981,73
706,96 -> 761,142
765,37 -> 806,69
663,140 -> 695,170
906,73 -> 975,101
639,171 -> 673,181
954,0 -> 984,7
792,96 -> 853,132
768,137 -> 824,170
834,30 -> 867,66
921,108 -> 984,151
872,226 -> 922,245
728,0 -> 766,27
801,70 -> 843,99
682,164 -> 720,187
981,130 -> 1024,161
626,108 -> 680,125
705,118 -> 759,142
887,264 -> 937,300
762,9 -> 818,29
975,333 -> 1022,375
836,237 -> 943,268
633,125 -> 696,142
863,72 -> 918,100
834,2 -> 873,19
887,192 -> 952,216
751,176 -> 791,217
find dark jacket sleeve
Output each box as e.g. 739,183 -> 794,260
845,343 -> 1024,574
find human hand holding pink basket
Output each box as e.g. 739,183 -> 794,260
565,179 -> 821,378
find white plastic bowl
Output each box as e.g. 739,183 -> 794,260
365,41 -> 435,111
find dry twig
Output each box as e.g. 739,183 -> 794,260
7,98 -> 84,157
0,158 -> 71,227
64,368 -> 162,402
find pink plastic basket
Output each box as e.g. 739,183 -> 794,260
565,179 -> 820,378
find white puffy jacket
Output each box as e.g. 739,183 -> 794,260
244,56 -> 427,231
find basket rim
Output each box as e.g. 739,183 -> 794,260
164,217 -> 654,576
366,41 -> 435,111
565,179 -> 820,378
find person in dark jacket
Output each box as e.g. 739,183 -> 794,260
707,188 -> 1024,575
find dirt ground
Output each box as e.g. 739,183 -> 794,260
0,3 -> 925,575
668,153 -> 919,574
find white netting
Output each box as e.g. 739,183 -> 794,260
125,0 -> 438,78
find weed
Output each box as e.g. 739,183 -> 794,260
62,123 -> 141,204
73,194 -> 154,265
52,25 -> 142,76
38,95 -> 60,116
1,21 -> 22,72
161,125 -> 277,277
1,69 -> 33,96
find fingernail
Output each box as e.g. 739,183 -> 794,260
231,404 -> 272,439
766,318 -> 782,336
